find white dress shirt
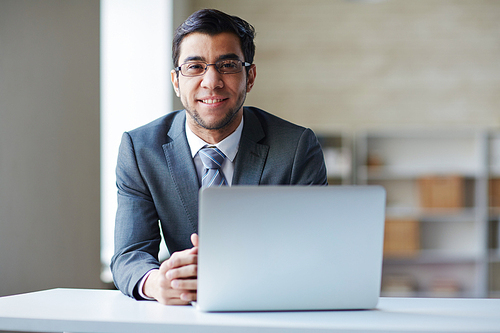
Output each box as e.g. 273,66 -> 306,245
137,116 -> 244,300
185,116 -> 243,186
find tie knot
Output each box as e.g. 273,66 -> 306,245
199,146 -> 226,170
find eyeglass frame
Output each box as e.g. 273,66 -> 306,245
175,59 -> 252,77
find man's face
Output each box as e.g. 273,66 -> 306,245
171,32 -> 256,137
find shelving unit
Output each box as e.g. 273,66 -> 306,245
317,131 -> 353,185
316,127 -> 500,297
488,131 -> 500,297
354,129 -> 490,297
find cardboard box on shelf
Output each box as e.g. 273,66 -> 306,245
489,178 -> 500,208
383,218 -> 419,258
418,175 -> 464,209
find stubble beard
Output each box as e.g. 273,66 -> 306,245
182,89 -> 247,131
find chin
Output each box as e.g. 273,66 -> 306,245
194,110 -> 241,131
198,119 -> 233,131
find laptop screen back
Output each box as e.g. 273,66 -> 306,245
197,186 -> 386,312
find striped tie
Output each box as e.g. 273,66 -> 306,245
199,146 -> 228,187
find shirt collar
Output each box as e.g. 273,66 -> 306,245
185,116 -> 243,162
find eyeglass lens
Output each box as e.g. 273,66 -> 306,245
180,60 -> 244,76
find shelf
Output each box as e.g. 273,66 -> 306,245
359,131 -> 484,181
384,250 -> 484,265
385,206 -> 477,221
381,290 -> 477,298
360,166 -> 481,180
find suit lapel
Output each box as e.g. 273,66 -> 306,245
162,111 -> 199,229
232,108 -> 269,185
161,108 -> 269,226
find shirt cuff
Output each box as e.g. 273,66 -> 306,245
138,269 -> 157,301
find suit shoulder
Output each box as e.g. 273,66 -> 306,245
245,107 -> 305,130
126,110 -> 185,145
243,107 -> 312,143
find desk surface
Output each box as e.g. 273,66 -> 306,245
0,288 -> 499,333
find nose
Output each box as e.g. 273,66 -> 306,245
200,64 -> 224,90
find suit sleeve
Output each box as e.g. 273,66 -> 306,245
290,128 -> 328,185
110,132 -> 162,299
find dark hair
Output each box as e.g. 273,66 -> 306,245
172,9 -> 256,68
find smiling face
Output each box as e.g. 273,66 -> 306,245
171,32 -> 256,144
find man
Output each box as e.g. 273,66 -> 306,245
111,9 -> 327,305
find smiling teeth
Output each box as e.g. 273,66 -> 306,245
202,99 -> 224,104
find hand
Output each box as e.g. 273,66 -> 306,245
143,233 -> 198,305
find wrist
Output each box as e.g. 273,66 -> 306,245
141,269 -> 159,300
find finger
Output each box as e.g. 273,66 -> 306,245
157,293 -> 191,306
191,233 -> 199,247
166,298 -> 192,305
166,264 -> 197,280
158,288 -> 194,305
180,291 -> 197,302
167,251 -> 197,269
171,278 -> 198,291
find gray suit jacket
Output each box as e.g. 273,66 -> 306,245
111,107 -> 327,299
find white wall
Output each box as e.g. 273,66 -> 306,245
0,0 -> 102,296
193,0 -> 500,130
100,0 -> 173,282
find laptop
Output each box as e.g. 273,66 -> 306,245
196,185 -> 386,312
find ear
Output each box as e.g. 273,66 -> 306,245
246,64 -> 256,93
171,69 -> 180,97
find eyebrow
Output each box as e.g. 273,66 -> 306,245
182,53 -> 242,63
217,53 -> 241,61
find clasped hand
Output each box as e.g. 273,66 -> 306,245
143,233 -> 198,305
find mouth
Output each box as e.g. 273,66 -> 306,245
199,98 -> 228,105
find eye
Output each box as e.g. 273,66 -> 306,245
219,60 -> 238,69
186,62 -> 204,70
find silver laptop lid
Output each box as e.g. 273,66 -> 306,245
197,185 -> 386,312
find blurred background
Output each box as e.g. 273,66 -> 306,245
0,0 -> 499,299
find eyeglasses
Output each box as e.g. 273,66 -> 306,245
175,59 -> 251,77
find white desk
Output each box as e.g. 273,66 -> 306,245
0,288 -> 499,333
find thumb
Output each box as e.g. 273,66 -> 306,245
191,233 -> 199,247
159,258 -> 170,274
